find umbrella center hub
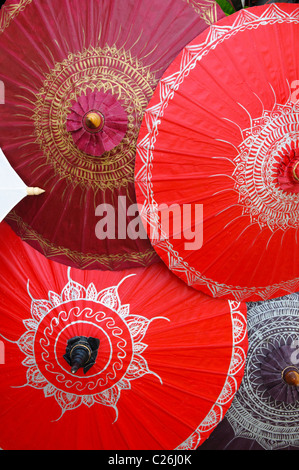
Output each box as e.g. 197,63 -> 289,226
66,90 -> 128,157
64,336 -> 100,374
277,148 -> 299,194
84,111 -> 105,132
292,161 -> 299,182
260,343 -> 299,404
282,366 -> 299,386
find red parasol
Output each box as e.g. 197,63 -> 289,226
0,0 -> 224,271
135,3 -> 299,302
0,221 -> 247,450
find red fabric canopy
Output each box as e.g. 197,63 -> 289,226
0,222 -> 247,450
135,4 -> 299,301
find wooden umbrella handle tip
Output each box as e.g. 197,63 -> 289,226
283,368 -> 299,386
26,187 -> 45,196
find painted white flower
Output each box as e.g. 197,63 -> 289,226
12,269 -> 168,421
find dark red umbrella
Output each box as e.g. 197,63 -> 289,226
0,0 -> 224,271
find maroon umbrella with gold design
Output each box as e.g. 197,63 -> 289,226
0,0 -> 224,270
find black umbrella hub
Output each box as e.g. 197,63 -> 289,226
63,336 -> 100,375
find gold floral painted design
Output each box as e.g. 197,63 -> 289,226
0,0 -> 32,34
183,0 -> 219,25
6,210 -> 158,270
33,45 -> 158,191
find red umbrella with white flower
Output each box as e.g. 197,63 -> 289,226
0,221 -> 247,450
135,3 -> 299,302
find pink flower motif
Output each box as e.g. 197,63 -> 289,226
67,90 -> 128,157
277,148 -> 299,194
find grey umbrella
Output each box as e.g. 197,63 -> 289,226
199,292 -> 299,450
